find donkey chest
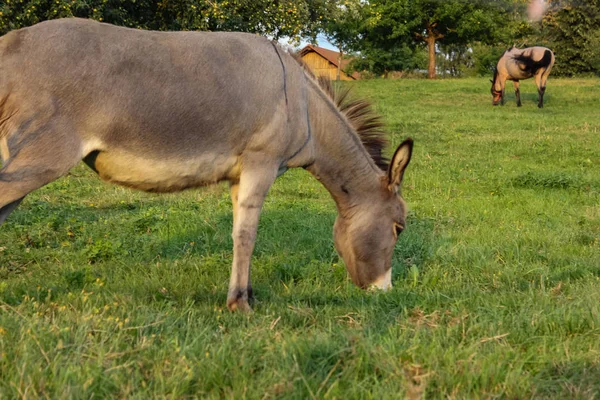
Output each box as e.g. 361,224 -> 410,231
84,150 -> 240,193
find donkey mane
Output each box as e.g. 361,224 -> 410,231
291,51 -> 389,171
315,77 -> 389,171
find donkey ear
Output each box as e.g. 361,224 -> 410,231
387,138 -> 413,193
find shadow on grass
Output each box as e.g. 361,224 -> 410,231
509,171 -> 592,190
501,92 -> 549,106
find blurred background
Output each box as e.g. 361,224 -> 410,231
1,1 -> 598,79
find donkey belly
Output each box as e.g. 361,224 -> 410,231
87,150 -> 240,193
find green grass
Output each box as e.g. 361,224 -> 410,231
1,77 -> 599,398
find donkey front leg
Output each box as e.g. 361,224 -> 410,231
0,122 -> 81,225
227,157 -> 279,312
0,198 -> 24,226
513,80 -> 522,107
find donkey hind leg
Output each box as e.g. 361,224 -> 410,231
513,80 -> 522,107
538,86 -> 546,108
0,124 -> 82,226
227,156 -> 279,312
535,73 -> 546,108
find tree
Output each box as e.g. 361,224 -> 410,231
352,0 -> 514,79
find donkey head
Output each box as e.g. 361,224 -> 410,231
490,69 -> 503,105
491,84 -> 503,105
333,138 -> 413,290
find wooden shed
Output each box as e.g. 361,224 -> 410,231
298,45 -> 359,81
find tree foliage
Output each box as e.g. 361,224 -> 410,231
321,0 -> 362,55
350,44 -> 428,77
350,0 -> 513,78
535,0 -> 600,76
0,0 -> 328,42
2,0 -> 599,77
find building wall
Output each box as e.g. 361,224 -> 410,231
300,52 -> 354,81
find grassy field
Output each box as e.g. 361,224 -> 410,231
0,77 -> 599,398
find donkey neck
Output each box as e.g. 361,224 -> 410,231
305,82 -> 385,214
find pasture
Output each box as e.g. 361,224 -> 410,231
0,77 -> 599,398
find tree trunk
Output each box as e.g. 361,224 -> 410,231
427,35 -> 436,79
424,23 -> 443,80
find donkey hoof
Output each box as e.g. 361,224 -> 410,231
227,289 -> 253,313
227,299 -> 253,313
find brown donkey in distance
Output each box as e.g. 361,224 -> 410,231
0,19 -> 413,312
491,46 -> 555,108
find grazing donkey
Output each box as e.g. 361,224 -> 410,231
491,46 -> 555,108
0,19 -> 413,311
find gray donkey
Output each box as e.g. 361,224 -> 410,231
491,46 -> 555,108
0,19 -> 413,311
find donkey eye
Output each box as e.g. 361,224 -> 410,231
393,223 -> 404,238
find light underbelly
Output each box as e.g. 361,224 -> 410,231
507,66 -> 534,80
85,150 -> 240,193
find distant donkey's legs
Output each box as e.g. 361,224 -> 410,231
535,72 -> 548,108
227,155 -> 279,312
0,120 -> 82,225
499,75 -> 506,105
513,80 -> 522,107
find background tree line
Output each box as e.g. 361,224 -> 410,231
323,0 -> 600,78
1,0 -> 598,78
0,0 -> 332,42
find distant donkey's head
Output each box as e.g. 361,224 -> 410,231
490,69 -> 503,105
332,139 -> 413,290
